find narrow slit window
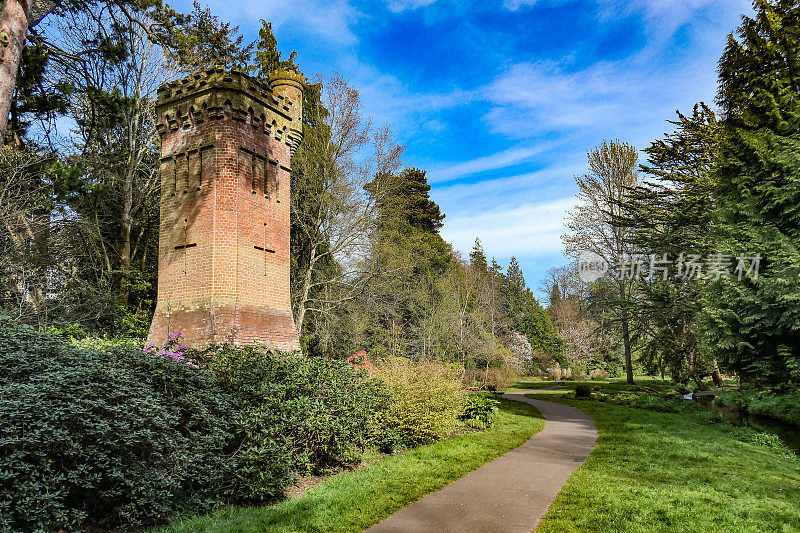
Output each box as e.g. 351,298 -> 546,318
257,223 -> 276,275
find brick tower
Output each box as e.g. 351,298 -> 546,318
146,67 -> 304,351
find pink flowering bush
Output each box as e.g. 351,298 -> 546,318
145,331 -> 199,369
346,350 -> 375,373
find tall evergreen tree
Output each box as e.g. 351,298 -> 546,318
469,238 -> 487,273
620,104 -> 724,385
701,0 -> 800,385
376,167 -> 444,234
500,256 -> 560,355
506,256 -> 525,291
359,167 -> 452,359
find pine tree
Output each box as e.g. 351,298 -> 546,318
501,257 -> 561,355
376,167 -> 444,234
469,238 -> 488,273
701,0 -> 800,385
506,256 -> 525,291
490,258 -> 503,277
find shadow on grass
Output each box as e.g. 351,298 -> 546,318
528,391 -> 800,533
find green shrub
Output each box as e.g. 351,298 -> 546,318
459,394 -> 500,428
743,431 -> 786,449
745,391 -> 800,427
715,389 -> 800,427
726,426 -> 796,457
374,358 -> 465,448
629,393 -> 703,414
198,345 -> 390,502
0,317 -> 236,531
574,383 -> 595,399
68,335 -> 145,351
715,390 -> 755,411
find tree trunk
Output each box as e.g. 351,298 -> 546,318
711,359 -> 724,388
621,307 -> 634,384
0,0 -> 30,143
684,322 -> 703,387
294,242 -> 318,332
119,169 -> 134,304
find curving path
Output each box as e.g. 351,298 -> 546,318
365,391 -> 597,533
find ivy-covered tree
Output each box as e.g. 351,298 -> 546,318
701,0 -> 800,385
358,167 -> 452,359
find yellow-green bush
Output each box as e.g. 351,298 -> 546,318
374,358 -> 465,448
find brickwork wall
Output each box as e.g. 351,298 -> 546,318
146,68 -> 304,351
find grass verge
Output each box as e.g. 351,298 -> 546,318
158,396 -> 545,533
508,375 -> 680,393
527,387 -> 800,532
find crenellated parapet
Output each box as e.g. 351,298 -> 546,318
156,67 -> 305,155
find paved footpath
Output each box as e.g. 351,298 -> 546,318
365,391 -> 597,533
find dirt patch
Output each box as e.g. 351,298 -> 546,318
286,458 -> 384,499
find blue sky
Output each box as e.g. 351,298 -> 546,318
174,0 -> 751,294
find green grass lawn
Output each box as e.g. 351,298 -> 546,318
510,375 -> 684,393
158,397 -> 545,533
527,386 -> 800,532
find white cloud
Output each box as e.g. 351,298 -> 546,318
440,197 -> 575,258
385,0 -> 439,13
224,0 -> 362,45
432,160 -> 583,212
332,55 -> 474,141
501,0 -> 751,52
502,0 -> 539,10
479,0 -> 746,143
481,61 -> 643,139
428,141 -> 566,183
422,119 -> 447,133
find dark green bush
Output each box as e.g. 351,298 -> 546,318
198,345 -> 390,502
574,383 -> 595,399
459,394 -> 500,428
1,319 -> 400,528
0,317 -> 237,531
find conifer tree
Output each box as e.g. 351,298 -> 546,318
376,167 -> 444,234
620,104 -> 724,384
469,238 -> 487,273
701,0 -> 800,385
501,256 -> 560,355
